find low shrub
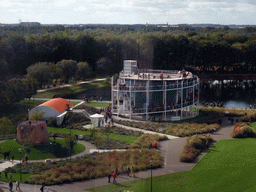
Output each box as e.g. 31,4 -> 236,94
179,135 -> 213,163
47,117 -> 58,127
179,152 -> 195,163
128,134 -> 167,149
240,111 -> 256,122
230,122 -> 256,138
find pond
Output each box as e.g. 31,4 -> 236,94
200,80 -> 256,108
71,80 -> 256,109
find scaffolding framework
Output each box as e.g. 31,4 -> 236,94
111,61 -> 200,121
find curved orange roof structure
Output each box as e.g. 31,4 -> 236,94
39,98 -> 73,113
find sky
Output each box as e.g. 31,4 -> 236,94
0,0 -> 256,25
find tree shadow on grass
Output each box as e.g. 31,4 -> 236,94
33,142 -> 70,158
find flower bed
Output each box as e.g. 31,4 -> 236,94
230,122 -> 256,138
24,149 -> 162,185
114,119 -> 220,137
179,135 -> 213,163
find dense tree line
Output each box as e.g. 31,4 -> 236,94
0,25 -> 255,74
27,60 -> 93,87
1,25 -> 256,104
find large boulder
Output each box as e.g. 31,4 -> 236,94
17,120 -> 50,145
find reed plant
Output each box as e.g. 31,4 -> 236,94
179,135 -> 213,162
128,134 -> 167,149
230,122 -> 256,138
25,148 -> 162,185
115,119 -> 220,137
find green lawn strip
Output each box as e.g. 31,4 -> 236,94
0,172 -> 33,183
70,101 -> 80,106
88,139 -> 256,192
0,138 -> 85,160
84,102 -> 111,108
47,127 -> 138,143
249,122 -> 256,131
35,80 -> 110,98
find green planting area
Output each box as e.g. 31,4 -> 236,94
88,139 -> 256,192
47,127 -> 138,143
25,149 -> 162,185
0,172 -> 33,183
35,80 -> 110,99
249,122 -> 256,131
115,119 -> 219,137
84,102 -> 111,108
0,138 -> 85,160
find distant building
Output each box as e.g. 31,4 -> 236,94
20,22 -> 41,27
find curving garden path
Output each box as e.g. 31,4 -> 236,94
0,117 -> 235,192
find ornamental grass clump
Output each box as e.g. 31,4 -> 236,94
25,148 -> 162,185
128,134 -> 167,149
162,123 -> 219,137
115,119 -> 220,137
230,122 -> 256,138
241,111 -> 256,122
179,135 -> 213,163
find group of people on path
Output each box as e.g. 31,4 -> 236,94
227,117 -> 238,125
148,141 -> 158,149
108,165 -> 136,184
149,116 -> 162,123
0,151 -> 29,191
8,180 -> 21,192
3,151 -> 16,164
3,151 -> 28,164
108,167 -> 119,184
83,94 -> 103,103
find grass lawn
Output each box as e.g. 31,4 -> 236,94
70,101 -> 80,106
0,138 -> 85,160
249,122 -> 256,131
47,127 -> 138,143
87,138 -> 256,192
0,172 -> 33,183
84,102 -> 111,108
35,80 -> 110,99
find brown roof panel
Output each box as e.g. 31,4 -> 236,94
39,98 -> 73,113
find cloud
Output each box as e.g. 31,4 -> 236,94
74,6 -> 86,11
0,0 -> 256,24
54,0 -> 76,7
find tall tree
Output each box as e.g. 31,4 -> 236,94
0,116 -> 14,138
56,59 -> 77,83
76,61 -> 93,80
27,62 -> 54,88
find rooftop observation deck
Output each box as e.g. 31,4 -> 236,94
119,69 -> 195,81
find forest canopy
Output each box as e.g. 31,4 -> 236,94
1,25 -> 256,105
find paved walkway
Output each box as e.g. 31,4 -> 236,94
0,118 -> 235,192
113,122 -> 179,140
